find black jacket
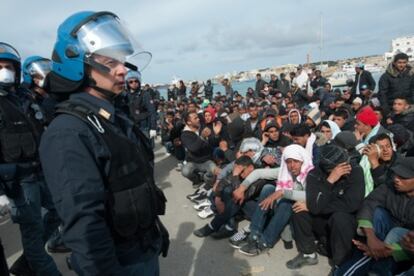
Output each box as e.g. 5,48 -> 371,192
181,127 -> 213,163
357,182 -> 414,230
306,165 -> 365,215
352,70 -> 376,94
378,63 -> 414,112
243,118 -> 262,139
390,106 -> 414,132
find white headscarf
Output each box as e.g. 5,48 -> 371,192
323,120 -> 341,140
276,144 -> 314,191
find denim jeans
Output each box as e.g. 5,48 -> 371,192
209,186 -> 258,231
249,184 -> 293,246
10,176 -> 61,276
181,160 -> 216,185
337,207 -> 399,276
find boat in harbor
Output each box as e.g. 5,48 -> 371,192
328,71 -> 353,87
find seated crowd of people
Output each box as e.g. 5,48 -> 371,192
157,52 -> 414,275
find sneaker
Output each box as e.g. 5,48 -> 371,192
193,224 -> 214,237
193,199 -> 211,211
239,238 -> 268,256
9,255 -> 35,276
192,182 -> 204,189
229,228 -> 250,249
197,206 -> 214,219
190,192 -> 208,203
176,162 -> 183,171
186,186 -> 206,201
286,253 -> 318,269
210,226 -> 236,240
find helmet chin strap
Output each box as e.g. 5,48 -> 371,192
87,77 -> 119,101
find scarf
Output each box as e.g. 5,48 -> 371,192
276,144 -> 314,191
324,120 -> 341,140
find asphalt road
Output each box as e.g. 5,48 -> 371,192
2,140 -> 330,276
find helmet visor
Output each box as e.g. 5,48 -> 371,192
0,42 -> 21,60
76,14 -> 151,71
27,59 -> 51,79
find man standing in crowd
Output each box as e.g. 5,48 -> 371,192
39,11 -> 169,275
352,63 -> 376,100
255,73 -> 267,97
379,53 -> 414,115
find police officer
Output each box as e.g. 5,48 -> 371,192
40,11 -> 169,275
0,43 -> 61,275
22,56 -> 72,255
21,56 -> 57,124
128,71 -> 157,147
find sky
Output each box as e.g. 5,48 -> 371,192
2,0 -> 414,83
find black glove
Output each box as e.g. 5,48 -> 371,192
156,219 -> 170,258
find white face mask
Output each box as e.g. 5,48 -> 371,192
38,78 -> 45,88
0,68 -> 15,84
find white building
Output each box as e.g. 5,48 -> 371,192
384,36 -> 414,62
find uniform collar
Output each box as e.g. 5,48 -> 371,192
70,92 -> 116,123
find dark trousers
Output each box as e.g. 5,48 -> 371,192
0,239 -> 9,276
337,207 -> 402,276
292,211 -> 356,266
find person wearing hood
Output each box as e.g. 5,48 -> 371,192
386,96 -> 414,132
354,106 -> 389,153
319,120 -> 341,144
260,121 -> 292,167
304,106 -> 322,131
281,108 -> 302,134
237,145 -> 314,256
286,144 -> 365,272
378,53 -> 414,115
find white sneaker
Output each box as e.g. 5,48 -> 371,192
165,152 -> 171,157
198,206 -> 214,219
176,163 -> 183,171
194,199 -> 211,211
229,227 -> 250,243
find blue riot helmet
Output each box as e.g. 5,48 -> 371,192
0,42 -> 21,88
126,70 -> 141,82
22,56 -> 52,88
49,11 -> 151,96
125,70 -> 142,92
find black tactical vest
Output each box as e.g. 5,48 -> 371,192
0,92 -> 39,163
56,100 -> 167,241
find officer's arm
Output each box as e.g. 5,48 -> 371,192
144,93 -> 157,130
40,126 -> 124,275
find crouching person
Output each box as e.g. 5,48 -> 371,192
237,144 -> 314,256
338,157 -> 414,275
287,144 -> 365,272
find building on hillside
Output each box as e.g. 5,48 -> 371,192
384,36 -> 414,62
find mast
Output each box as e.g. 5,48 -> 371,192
320,12 -> 323,66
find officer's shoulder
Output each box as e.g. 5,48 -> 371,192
47,113 -> 93,135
